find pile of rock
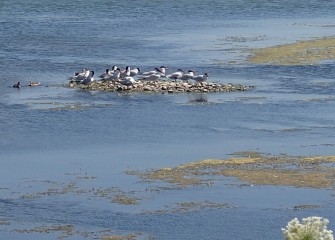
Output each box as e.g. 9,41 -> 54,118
68,80 -> 255,93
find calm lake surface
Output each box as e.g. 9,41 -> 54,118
1,1 -> 335,239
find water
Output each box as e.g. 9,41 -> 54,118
1,1 -> 335,239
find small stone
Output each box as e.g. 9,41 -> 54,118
143,86 -> 152,91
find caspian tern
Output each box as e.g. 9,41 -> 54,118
166,69 -> 184,80
142,66 -> 166,76
129,67 -> 141,76
104,68 -> 121,81
192,73 -> 208,83
121,76 -> 136,86
81,70 -> 95,84
141,74 -> 161,81
180,70 -> 195,81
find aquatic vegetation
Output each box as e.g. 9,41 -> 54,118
101,234 -> 139,240
129,152 -> 335,188
293,205 -> 320,211
248,37 -> 335,65
15,175 -> 140,205
282,217 -> 334,240
170,201 -> 235,213
0,218 -> 10,226
141,201 -> 235,215
13,224 -> 144,239
112,194 -> 139,205
14,224 -> 75,237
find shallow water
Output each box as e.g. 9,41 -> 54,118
1,0 -> 335,239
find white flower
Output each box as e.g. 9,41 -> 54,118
282,216 -> 334,240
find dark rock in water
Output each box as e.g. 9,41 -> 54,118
68,80 -> 256,94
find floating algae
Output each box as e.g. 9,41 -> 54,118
112,194 -> 140,205
101,233 -> 144,240
174,201 -> 234,212
14,224 -> 75,237
13,225 -> 144,240
16,173 -> 140,205
129,152 -> 335,189
248,37 -> 335,65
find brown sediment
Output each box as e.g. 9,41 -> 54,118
129,152 -> 335,189
248,37 -> 335,65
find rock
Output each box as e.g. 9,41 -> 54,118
143,86 -> 152,91
68,79 -> 255,94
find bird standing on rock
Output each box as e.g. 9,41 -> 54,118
81,70 -> 95,84
99,65 -> 118,79
192,73 -> 208,83
103,68 -> 121,81
99,68 -> 112,79
121,76 -> 136,86
166,69 -> 184,80
180,70 -> 195,81
69,68 -> 92,83
141,73 -> 161,81
129,67 -> 141,76
142,66 -> 166,77
120,66 -> 131,78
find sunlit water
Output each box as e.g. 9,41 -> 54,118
1,1 -> 335,239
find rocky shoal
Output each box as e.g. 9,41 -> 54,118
68,80 -> 256,93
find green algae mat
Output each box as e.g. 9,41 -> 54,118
248,37 -> 335,65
